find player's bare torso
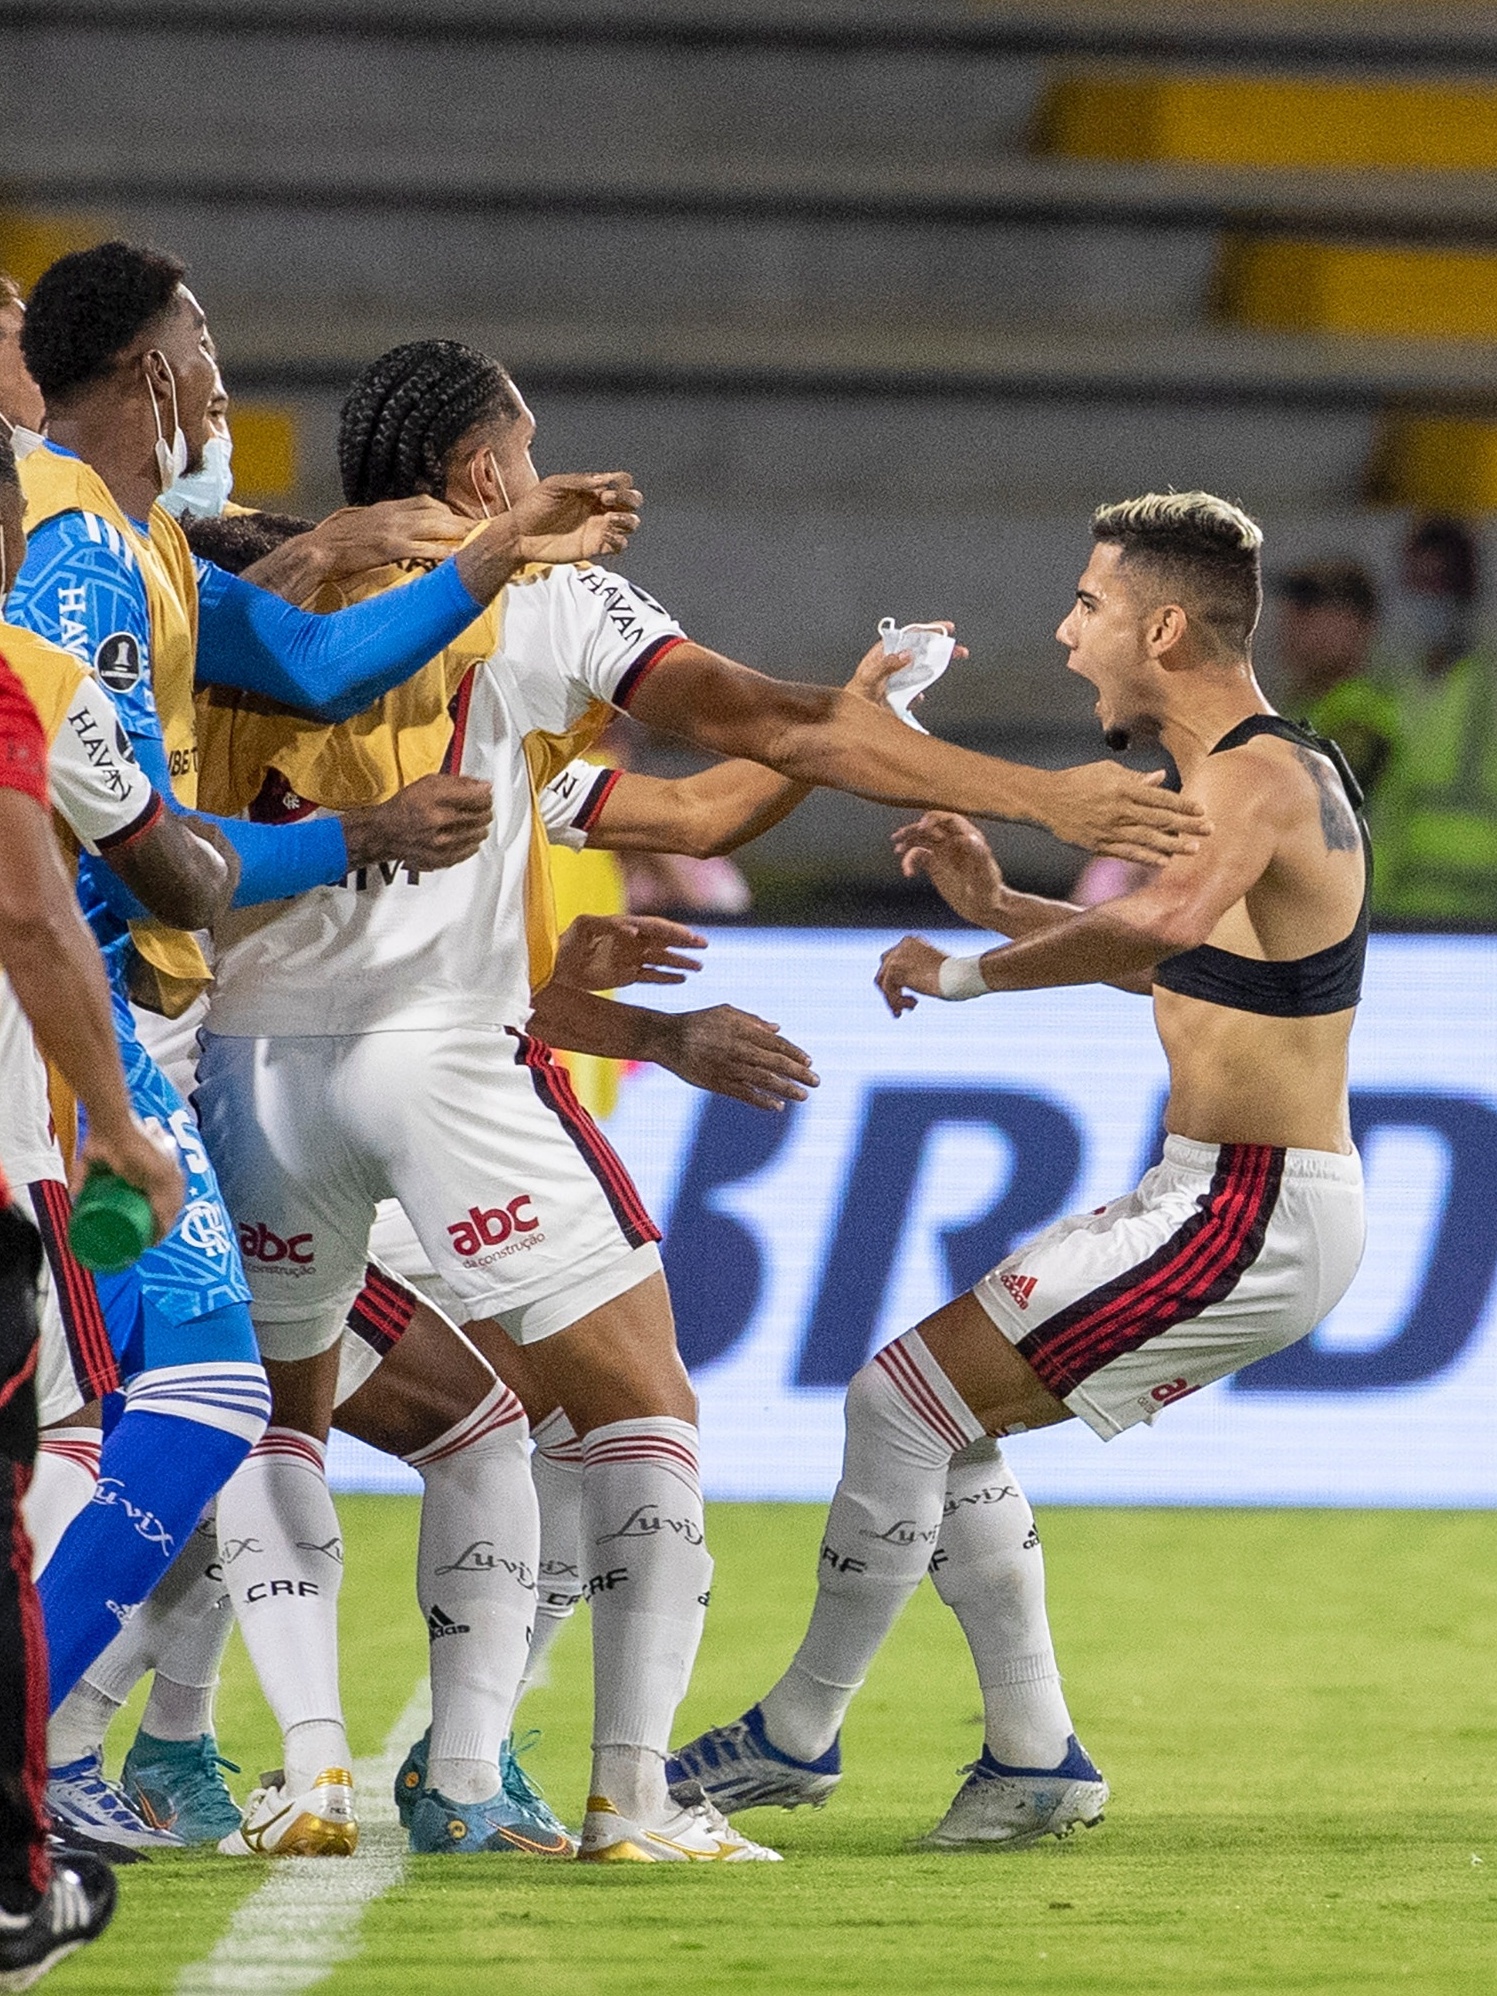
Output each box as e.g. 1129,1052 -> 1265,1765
1157,734 -> 1364,1156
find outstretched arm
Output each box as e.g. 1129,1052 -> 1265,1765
587,639 -> 916,856
528,983 -> 818,1112
876,757 -> 1278,1013
625,640 -> 1208,862
195,474 -> 642,721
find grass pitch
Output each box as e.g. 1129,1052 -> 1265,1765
51,1498 -> 1496,1996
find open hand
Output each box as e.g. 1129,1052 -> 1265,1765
892,811 -> 1004,925
875,934 -> 951,1017
1041,763 -> 1209,863
512,473 -> 643,563
551,914 -> 707,991
658,1005 -> 819,1110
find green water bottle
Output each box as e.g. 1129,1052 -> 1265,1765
68,1164 -> 155,1273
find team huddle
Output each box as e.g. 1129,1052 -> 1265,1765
0,240 -> 1366,1895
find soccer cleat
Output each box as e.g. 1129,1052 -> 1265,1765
408,1785 -> 575,1857
0,1851 -> 116,1993
218,1769 -> 358,1857
578,1784 -> 782,1863
500,1732 -> 573,1845
919,1735 -> 1109,1852
666,1704 -> 841,1814
122,1731 -> 243,1845
46,1753 -> 184,1854
396,1727 -> 572,1843
393,1729 -> 429,1830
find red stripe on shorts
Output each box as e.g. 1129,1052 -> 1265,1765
1017,1144 -> 1285,1399
30,1180 -> 119,1403
512,1033 -> 659,1250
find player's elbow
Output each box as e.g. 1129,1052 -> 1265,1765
1137,901 -> 1214,955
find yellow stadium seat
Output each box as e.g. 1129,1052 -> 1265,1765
1218,237 -> 1497,340
1369,414 -> 1497,512
1039,72 -> 1497,173
229,404 -> 299,501
0,211 -> 110,291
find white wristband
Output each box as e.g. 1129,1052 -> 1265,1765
937,953 -> 990,1000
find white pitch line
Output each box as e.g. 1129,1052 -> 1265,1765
175,1680 -> 430,1996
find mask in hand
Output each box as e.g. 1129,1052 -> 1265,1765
161,431 -> 234,519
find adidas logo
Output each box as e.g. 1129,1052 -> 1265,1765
426,1605 -> 471,1640
1001,1270 -> 1037,1310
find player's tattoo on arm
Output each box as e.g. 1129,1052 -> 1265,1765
1294,748 -> 1360,853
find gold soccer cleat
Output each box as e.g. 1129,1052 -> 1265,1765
217,1768 -> 359,1857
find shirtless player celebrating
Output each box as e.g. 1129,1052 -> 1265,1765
672,492 -> 1368,1849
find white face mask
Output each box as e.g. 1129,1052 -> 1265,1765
161,431 -> 234,519
146,350 -> 189,495
0,411 -> 45,459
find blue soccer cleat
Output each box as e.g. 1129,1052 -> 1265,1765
408,1784 -> 575,1857
393,1728 -> 429,1830
500,1732 -> 573,1845
666,1704 -> 841,1814
122,1731 -> 243,1845
46,1752 -> 185,1854
919,1734 -> 1108,1851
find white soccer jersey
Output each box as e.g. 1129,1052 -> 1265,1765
205,563 -> 683,1038
538,756 -> 618,851
0,669 -> 159,1187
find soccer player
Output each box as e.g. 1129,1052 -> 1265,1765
4,247 -> 640,1806
672,493 -> 1368,1849
183,339 -> 1208,1867
0,564 -> 184,1986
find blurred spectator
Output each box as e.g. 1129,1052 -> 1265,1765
1272,558 -> 1398,799
1371,517 -> 1497,924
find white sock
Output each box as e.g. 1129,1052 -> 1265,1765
47,1680 -> 118,1769
216,1428 -> 349,1792
520,1409 -> 585,1698
24,1428 -> 100,1575
581,1416 -> 712,1821
407,1381 -> 537,1805
83,1503 -> 232,1742
759,1332 -> 983,1763
930,1438 -> 1074,1769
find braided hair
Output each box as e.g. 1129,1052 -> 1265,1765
338,340 -> 522,506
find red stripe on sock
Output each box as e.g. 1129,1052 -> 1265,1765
875,1340 -> 971,1455
10,1465 -> 52,1896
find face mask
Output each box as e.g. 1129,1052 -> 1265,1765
0,412 -> 45,459
146,350 -> 189,495
161,431 -> 234,519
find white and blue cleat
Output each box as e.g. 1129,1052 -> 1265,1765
46,1752 -> 185,1855
919,1734 -> 1108,1852
666,1705 -> 841,1814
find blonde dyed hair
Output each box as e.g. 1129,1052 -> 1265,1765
1092,490 -> 1264,653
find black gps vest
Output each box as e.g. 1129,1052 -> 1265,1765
1151,715 -> 1370,1018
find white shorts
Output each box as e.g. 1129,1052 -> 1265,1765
194,1025 -> 662,1363
18,1179 -> 120,1428
972,1136 -> 1365,1440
